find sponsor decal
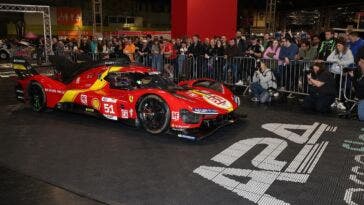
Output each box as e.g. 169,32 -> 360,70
101,96 -> 117,103
103,114 -> 118,120
103,103 -> 115,114
172,111 -> 180,121
80,94 -> 87,105
194,122 -> 334,205
121,109 -> 129,119
342,128 -> 364,205
171,124 -> 191,129
129,95 -> 134,103
85,108 -> 94,112
75,77 -> 80,84
129,109 -> 133,117
178,134 -> 196,140
192,108 -> 218,115
91,98 -> 100,110
44,88 -> 65,94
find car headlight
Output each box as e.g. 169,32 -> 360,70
180,109 -> 201,124
233,95 -> 241,106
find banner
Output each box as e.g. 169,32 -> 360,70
57,7 -> 82,26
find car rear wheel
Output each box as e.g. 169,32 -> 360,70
28,82 -> 46,112
137,95 -> 170,134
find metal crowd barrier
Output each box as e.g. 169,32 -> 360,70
138,55 -> 257,84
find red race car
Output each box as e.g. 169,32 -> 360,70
12,56 -> 243,140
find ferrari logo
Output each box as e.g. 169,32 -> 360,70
129,95 -> 134,103
91,98 -> 100,110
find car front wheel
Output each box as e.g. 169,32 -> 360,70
137,95 -> 170,134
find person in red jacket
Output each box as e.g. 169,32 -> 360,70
162,39 -> 177,79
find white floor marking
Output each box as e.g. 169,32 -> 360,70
297,143 -> 319,173
307,142 -> 328,174
308,124 -> 327,144
262,122 -> 319,144
194,122 -> 334,205
285,144 -> 313,173
344,188 -> 364,205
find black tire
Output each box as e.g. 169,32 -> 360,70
0,50 -> 9,60
137,95 -> 170,134
28,82 -> 46,112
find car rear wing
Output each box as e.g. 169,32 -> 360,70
11,57 -> 38,79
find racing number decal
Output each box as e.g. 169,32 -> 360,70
103,103 -> 115,114
191,90 -> 233,111
206,95 -> 226,105
203,94 -> 233,111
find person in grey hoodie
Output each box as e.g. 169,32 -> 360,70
326,38 -> 354,110
326,39 -> 354,75
250,61 -> 277,103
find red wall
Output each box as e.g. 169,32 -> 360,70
171,0 -> 187,38
171,0 -> 237,39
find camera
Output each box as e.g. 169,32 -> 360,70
305,66 -> 315,76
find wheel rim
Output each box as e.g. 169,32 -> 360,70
30,85 -> 43,111
140,98 -> 167,131
0,53 -> 6,59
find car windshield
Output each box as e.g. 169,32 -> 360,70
106,72 -> 185,91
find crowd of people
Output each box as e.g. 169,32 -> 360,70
6,28 -> 364,119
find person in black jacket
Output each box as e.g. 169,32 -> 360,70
188,35 -> 205,78
235,30 -> 247,55
223,39 -> 241,83
187,35 -> 205,57
348,55 -> 364,120
303,63 -> 336,113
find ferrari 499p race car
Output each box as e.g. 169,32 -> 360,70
12,55 -> 243,140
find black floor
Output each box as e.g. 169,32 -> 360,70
0,166 -> 105,205
0,77 -> 363,205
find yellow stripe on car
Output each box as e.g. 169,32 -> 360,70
59,66 -> 122,103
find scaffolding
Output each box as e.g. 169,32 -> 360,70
0,3 -> 52,63
265,0 -> 277,33
92,0 -> 103,37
